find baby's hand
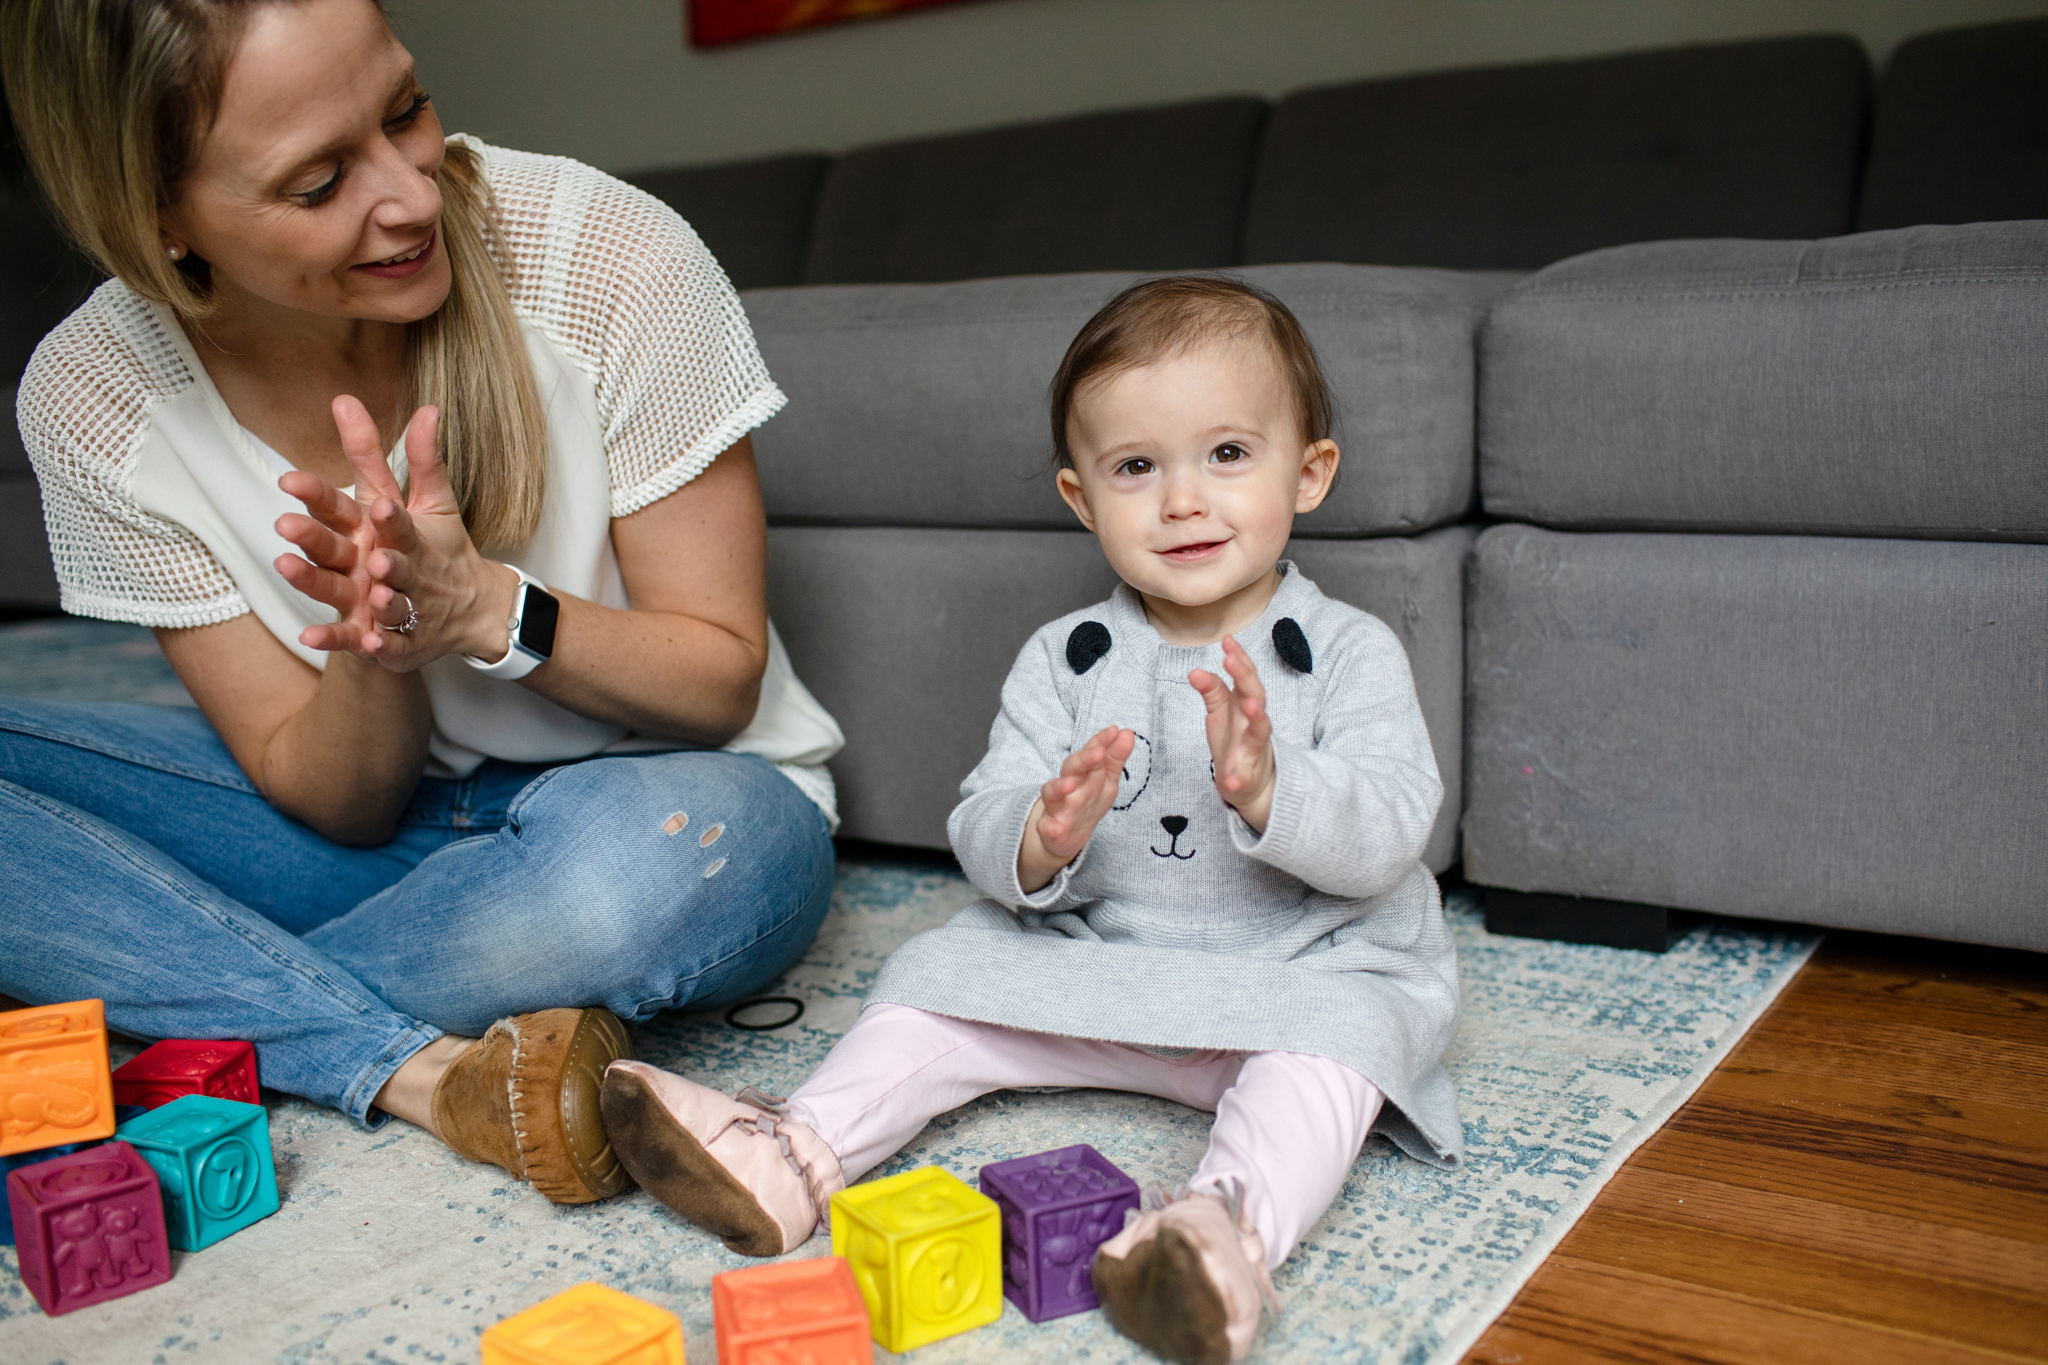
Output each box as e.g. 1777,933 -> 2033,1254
1017,726 -> 1136,894
1191,637 -> 1275,832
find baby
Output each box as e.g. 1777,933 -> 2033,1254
603,276 -> 1461,1364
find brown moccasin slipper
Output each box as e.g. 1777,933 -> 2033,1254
1093,1225 -> 1232,1365
430,1007 -> 634,1204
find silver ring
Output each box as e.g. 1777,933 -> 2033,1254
392,593 -> 419,636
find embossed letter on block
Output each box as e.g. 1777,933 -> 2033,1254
0,999 -> 118,1158
712,1255 -> 870,1364
480,1281 -> 685,1365
6,1140 -> 171,1315
112,1039 -> 260,1111
117,1094 -> 279,1251
980,1143 -> 1140,1320
831,1166 -> 1002,1352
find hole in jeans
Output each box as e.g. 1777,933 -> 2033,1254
702,857 -> 726,879
699,823 -> 724,848
662,812 -> 689,836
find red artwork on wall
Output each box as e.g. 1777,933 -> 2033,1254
689,0 -> 980,49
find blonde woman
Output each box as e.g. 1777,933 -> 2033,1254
0,0 -> 843,1205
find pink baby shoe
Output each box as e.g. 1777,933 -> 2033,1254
599,1061 -> 843,1256
1091,1182 -> 1278,1364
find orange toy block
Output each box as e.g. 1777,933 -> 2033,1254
0,1000 -> 117,1158
480,1281 -> 685,1365
713,1256 -> 872,1365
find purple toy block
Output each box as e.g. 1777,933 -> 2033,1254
6,1141 -> 172,1316
978,1143 -> 1141,1321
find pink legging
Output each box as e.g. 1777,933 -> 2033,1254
784,1003 -> 1384,1268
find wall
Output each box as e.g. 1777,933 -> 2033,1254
391,0 -> 2048,174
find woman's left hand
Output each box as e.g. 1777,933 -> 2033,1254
275,397 -> 516,670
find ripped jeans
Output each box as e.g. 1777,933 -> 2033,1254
0,700 -> 835,1124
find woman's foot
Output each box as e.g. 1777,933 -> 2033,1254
1091,1189 -> 1277,1364
420,1008 -> 635,1204
600,1060 -> 843,1257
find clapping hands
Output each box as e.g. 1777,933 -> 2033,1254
272,396 -> 509,670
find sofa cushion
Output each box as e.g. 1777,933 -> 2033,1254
746,264 -> 1508,536
0,187 -> 102,384
1243,36 -> 1869,270
1480,222 -> 2048,540
768,525 -> 1469,871
800,98 -> 1265,286
622,154 -> 830,291
1462,526 -> 2047,951
1857,18 -> 2048,231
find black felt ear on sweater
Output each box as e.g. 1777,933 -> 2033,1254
1067,621 -> 1112,674
1272,617 -> 1313,674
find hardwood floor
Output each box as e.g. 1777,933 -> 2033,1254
1464,929 -> 2048,1364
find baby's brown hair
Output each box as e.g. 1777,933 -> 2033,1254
1049,275 -> 1335,469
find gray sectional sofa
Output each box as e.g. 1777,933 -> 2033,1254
3,21 -> 2042,953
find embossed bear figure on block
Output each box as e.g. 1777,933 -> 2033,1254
979,1144 -> 1141,1321
112,1039 -> 260,1111
5,1140 -> 171,1315
830,1166 -> 1002,1353
712,1255 -> 871,1365
0,999 -> 118,1158
117,1094 -> 279,1251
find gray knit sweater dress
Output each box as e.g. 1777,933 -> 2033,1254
867,563 -> 1462,1168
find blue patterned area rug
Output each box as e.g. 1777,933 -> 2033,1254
0,623 -> 1820,1364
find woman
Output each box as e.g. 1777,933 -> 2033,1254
0,0 -> 842,1204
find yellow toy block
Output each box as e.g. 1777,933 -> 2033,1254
830,1166 -> 1003,1352
0,998 -> 117,1158
480,1282 -> 685,1365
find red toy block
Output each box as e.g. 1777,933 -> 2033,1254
713,1255 -> 872,1365
7,1141 -> 171,1315
111,1040 -> 260,1111
0,999 -> 118,1157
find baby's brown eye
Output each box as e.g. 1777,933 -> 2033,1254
1116,458 -> 1154,477
1211,443 -> 1248,463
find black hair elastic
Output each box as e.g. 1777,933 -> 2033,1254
723,996 -> 805,1031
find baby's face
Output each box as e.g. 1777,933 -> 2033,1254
1059,337 -> 1338,614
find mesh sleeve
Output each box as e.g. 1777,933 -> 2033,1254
475,141 -> 787,518
16,292 -> 248,628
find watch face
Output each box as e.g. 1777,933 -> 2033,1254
517,586 -> 560,659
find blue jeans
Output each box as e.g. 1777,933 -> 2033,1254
0,700 -> 835,1125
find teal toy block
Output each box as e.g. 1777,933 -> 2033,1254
115,1094 -> 278,1250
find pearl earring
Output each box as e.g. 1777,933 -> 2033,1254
167,245 -> 183,261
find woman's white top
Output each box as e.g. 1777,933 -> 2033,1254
15,137 -> 844,820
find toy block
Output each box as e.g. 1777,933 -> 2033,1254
480,1281 -> 685,1365
979,1143 -> 1141,1321
0,999 -> 117,1157
112,1039 -> 259,1111
116,1093 -> 278,1251
6,1140 -> 171,1315
1,1108 -> 147,1246
830,1166 -> 1002,1352
712,1255 -> 871,1365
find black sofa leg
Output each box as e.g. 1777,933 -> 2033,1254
1482,887 -> 1696,952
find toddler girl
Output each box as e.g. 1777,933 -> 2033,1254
603,276 -> 1461,1364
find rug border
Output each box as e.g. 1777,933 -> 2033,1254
1423,925 -> 1824,1365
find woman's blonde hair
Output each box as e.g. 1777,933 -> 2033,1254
0,0 -> 548,550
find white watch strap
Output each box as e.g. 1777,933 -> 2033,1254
463,566 -> 547,681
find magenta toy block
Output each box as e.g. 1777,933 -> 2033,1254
978,1144 -> 1140,1321
6,1140 -> 171,1316
111,1040 -> 260,1111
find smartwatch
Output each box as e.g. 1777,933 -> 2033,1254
464,566 -> 559,681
